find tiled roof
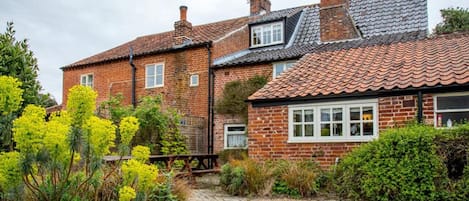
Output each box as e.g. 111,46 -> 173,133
248,33 -> 469,101
214,31 -> 427,68
64,17 -> 249,68
250,6 -> 306,24
214,0 -> 429,67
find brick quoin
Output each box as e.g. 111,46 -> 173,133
248,94 -> 435,169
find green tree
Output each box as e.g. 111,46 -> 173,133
0,22 -> 48,151
434,7 -> 469,35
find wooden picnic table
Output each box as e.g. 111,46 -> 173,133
103,154 -> 220,177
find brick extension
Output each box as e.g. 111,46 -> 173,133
248,94 -> 436,168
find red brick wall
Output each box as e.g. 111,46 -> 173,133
212,26 -> 249,60
378,94 -> 434,129
63,47 -> 209,119
213,63 -> 272,153
248,94 -> 435,168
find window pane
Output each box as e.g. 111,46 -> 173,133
333,108 -> 343,121
227,134 -> 246,147
294,124 -> 303,137
437,96 -> 469,110
81,76 -> 86,85
293,110 -> 302,122
146,77 -> 155,87
156,65 -> 163,75
87,75 -> 93,86
155,75 -> 163,85
146,66 -> 155,76
363,107 -> 373,120
321,124 -> 330,136
321,109 -> 330,121
363,122 -> 374,136
333,123 -> 343,136
436,112 -> 469,127
350,123 -> 361,136
275,64 -> 284,77
304,109 -> 314,122
227,126 -> 245,132
304,124 -> 314,136
252,27 -> 262,45
191,75 -> 198,85
272,24 -> 282,42
263,29 -> 271,44
286,62 -> 295,69
350,107 -> 360,121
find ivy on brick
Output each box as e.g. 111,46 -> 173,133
215,75 -> 268,121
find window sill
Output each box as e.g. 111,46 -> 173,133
224,147 -> 248,150
145,85 -> 164,89
250,42 -> 284,49
287,136 -> 377,143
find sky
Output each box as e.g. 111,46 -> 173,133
1,0 -> 468,104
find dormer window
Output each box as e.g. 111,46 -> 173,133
251,22 -> 283,47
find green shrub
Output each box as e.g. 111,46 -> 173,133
220,159 -> 321,197
335,124 -> 451,201
218,149 -> 248,164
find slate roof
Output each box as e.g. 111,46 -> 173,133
213,0 -> 429,68
248,33 -> 469,101
64,17 -> 249,68
250,6 -> 306,24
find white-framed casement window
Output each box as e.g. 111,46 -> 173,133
145,63 -> 164,88
434,92 -> 469,128
288,99 -> 378,143
251,22 -> 283,47
224,124 -> 247,149
80,74 -> 93,87
273,61 -> 296,78
190,74 -> 199,87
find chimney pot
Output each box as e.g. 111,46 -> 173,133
180,5 -> 188,21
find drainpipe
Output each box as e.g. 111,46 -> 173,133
206,43 -> 214,156
417,91 -> 423,124
129,47 -> 137,108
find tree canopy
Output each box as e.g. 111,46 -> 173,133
434,7 -> 469,35
0,22 -> 53,151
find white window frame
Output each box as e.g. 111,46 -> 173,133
433,92 -> 469,128
224,124 -> 247,149
80,74 -> 93,87
145,63 -> 164,88
273,60 -> 297,79
251,21 -> 284,48
189,74 -> 199,87
288,99 -> 379,143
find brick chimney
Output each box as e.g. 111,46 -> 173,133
174,5 -> 193,46
250,0 -> 271,16
320,0 -> 360,42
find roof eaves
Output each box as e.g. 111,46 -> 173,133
61,41 -> 212,70
248,83 -> 469,107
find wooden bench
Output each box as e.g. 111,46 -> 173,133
103,154 -> 220,181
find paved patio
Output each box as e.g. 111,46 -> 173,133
188,174 -> 338,201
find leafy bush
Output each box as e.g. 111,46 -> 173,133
336,125 -> 448,200
215,75 -> 268,121
99,94 -> 189,156
218,149 -> 248,164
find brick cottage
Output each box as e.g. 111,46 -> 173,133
62,0 -> 469,167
